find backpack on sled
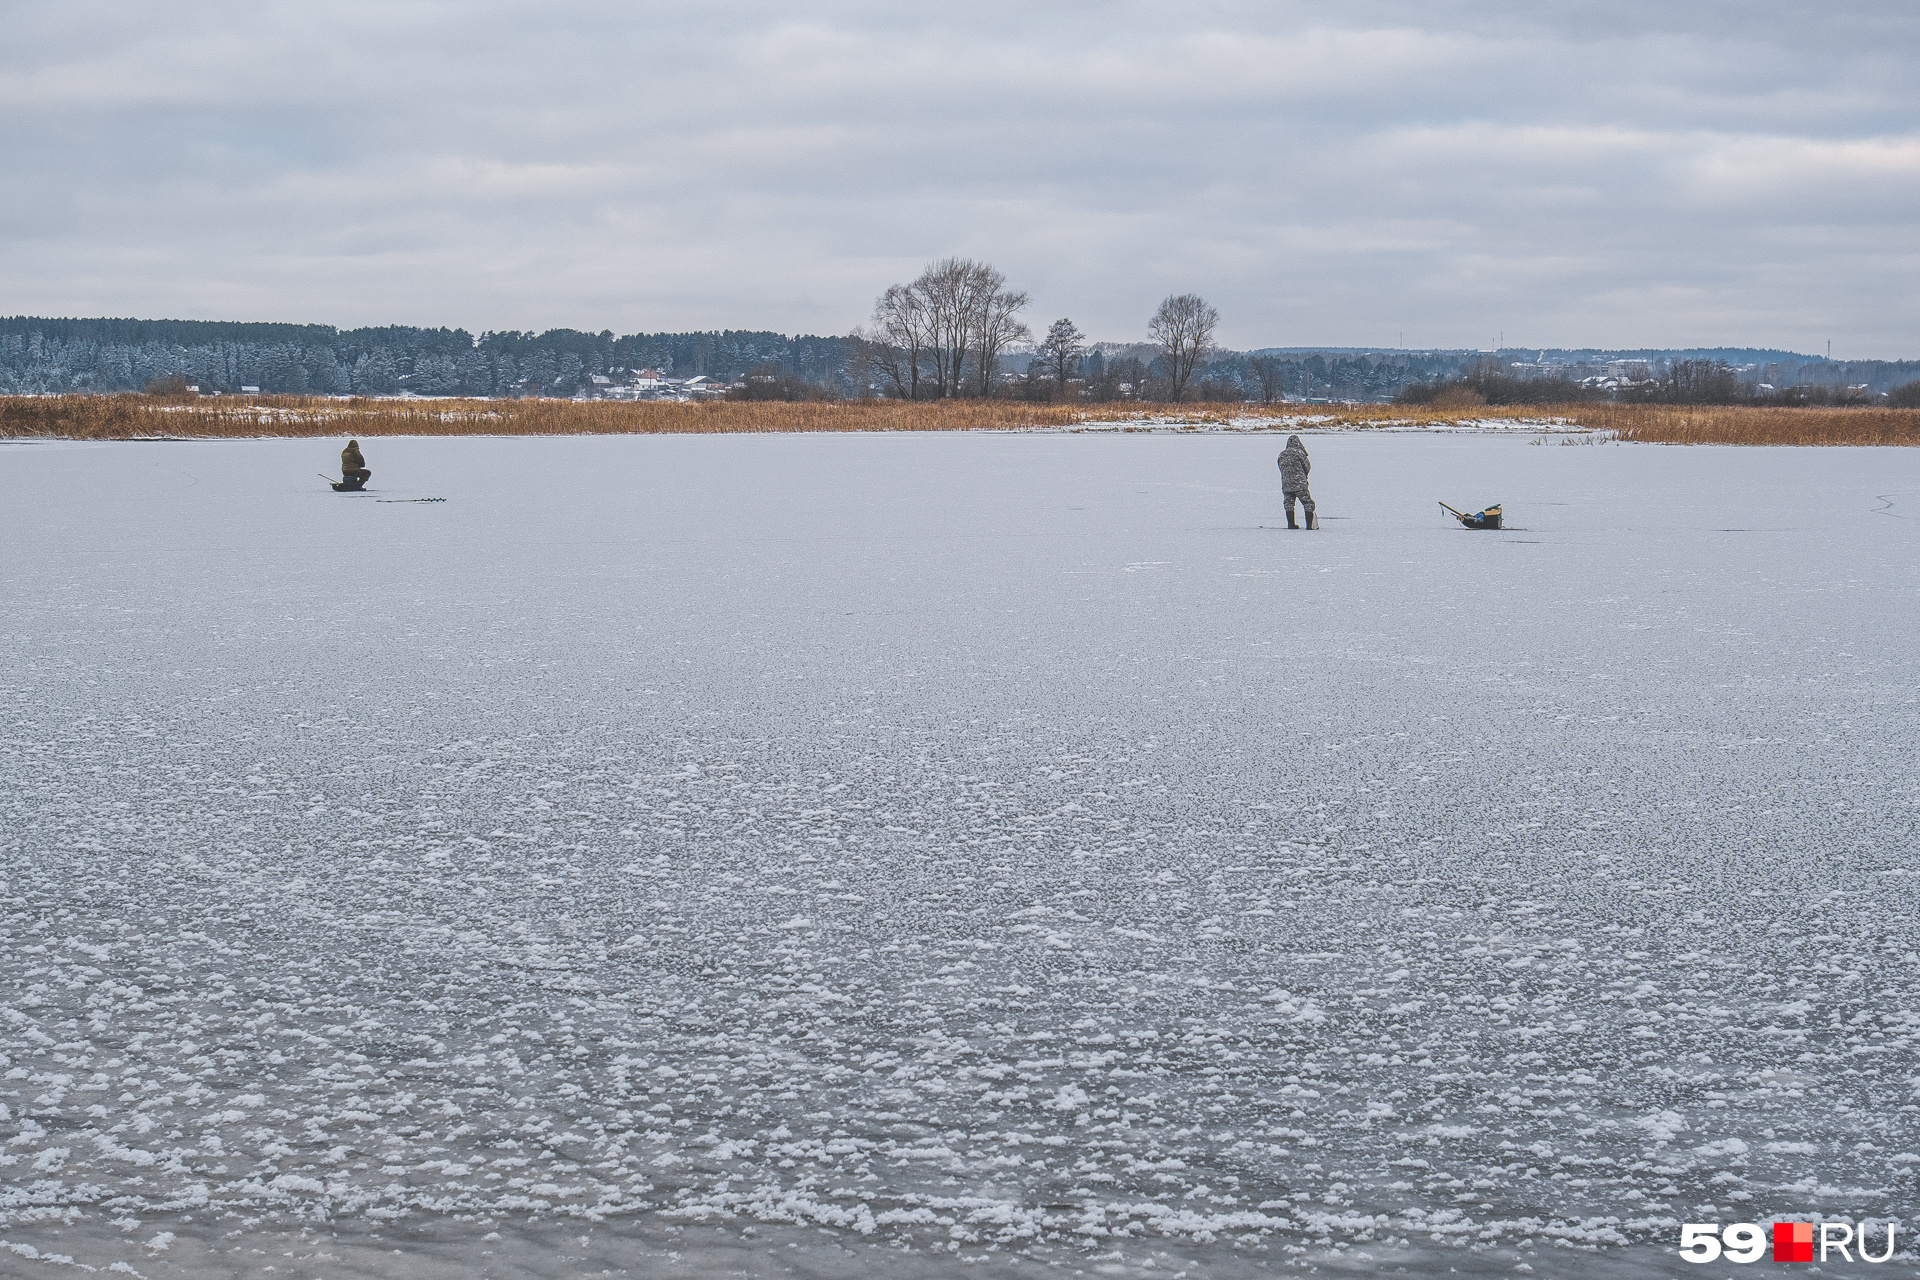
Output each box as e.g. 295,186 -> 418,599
1439,501 -> 1501,530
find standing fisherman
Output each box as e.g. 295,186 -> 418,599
1277,434 -> 1315,529
338,439 -> 371,491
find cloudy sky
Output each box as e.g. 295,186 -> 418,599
4,1 -> 1916,354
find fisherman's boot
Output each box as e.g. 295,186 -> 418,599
1285,499 -> 1299,529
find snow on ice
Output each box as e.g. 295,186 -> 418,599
0,430 -> 1915,1276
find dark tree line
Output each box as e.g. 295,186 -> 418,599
7,314 -> 1913,406
1011,348 -> 1471,404
0,317 -> 859,397
1396,355 -> 1920,407
1396,358 -> 1605,406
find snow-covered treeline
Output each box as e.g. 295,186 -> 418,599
0,318 -> 855,397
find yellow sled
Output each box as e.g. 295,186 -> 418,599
1439,501 -> 1502,530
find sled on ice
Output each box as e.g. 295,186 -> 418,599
1439,501 -> 1502,530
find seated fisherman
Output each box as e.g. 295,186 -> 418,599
340,439 -> 371,490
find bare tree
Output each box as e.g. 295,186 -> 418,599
1038,318 -> 1086,391
1148,293 -> 1219,401
1248,355 -> 1285,405
843,331 -> 897,398
912,258 -> 975,397
858,283 -> 931,399
864,258 -> 1029,398
971,273 -> 1031,396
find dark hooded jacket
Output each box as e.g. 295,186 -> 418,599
342,440 -> 366,474
1277,435 -> 1311,491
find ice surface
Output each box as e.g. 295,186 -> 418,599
1,431 -> 1916,1277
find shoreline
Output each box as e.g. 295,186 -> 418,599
3,395 -> 1918,445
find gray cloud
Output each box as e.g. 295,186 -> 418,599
4,0 -> 1916,354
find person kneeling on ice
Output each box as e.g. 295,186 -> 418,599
1277,434 -> 1315,529
338,439 -> 371,491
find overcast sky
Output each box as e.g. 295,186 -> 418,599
4,1 -> 1916,355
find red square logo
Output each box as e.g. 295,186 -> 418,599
1774,1222 -> 1813,1262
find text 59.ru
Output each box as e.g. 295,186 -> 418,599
1681,1222 -> 1899,1264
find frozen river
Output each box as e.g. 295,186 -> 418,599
2,430 -> 1916,1278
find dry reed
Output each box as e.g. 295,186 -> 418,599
1572,403 -> 1920,446
2,394 -> 1916,445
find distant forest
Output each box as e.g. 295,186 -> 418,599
3,316 -> 1916,403
0,318 -> 848,398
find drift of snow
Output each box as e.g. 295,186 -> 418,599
1,431 -> 1915,1276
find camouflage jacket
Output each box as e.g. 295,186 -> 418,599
1277,436 -> 1311,490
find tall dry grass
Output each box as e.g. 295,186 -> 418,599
2,393 -> 1917,444
1572,403 -> 1920,446
0,395 -> 1545,440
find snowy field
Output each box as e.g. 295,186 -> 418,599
2,431 -> 1916,1279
